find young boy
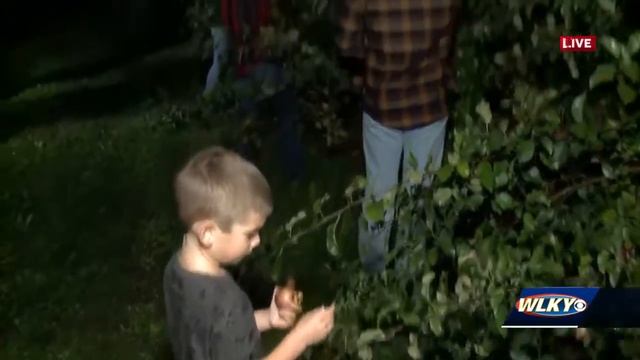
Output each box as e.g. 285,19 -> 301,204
163,146 -> 334,359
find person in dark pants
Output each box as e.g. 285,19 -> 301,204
205,0 -> 305,181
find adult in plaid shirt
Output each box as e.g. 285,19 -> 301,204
338,0 -> 460,272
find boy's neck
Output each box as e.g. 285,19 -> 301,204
178,233 -> 226,277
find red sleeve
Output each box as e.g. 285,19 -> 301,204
221,0 -> 242,41
259,0 -> 271,27
232,0 -> 240,35
220,0 -> 230,27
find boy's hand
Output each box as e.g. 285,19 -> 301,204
291,304 -> 335,346
269,287 -> 302,329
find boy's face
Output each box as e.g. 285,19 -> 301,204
208,211 -> 267,265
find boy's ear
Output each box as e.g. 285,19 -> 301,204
192,219 -> 220,248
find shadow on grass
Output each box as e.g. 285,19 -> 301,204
1,41 -> 204,141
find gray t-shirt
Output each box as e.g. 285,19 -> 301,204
163,253 -> 262,360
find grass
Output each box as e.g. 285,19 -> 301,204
1,40 -> 204,141
0,96 -> 361,359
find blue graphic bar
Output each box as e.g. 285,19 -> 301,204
503,287 -> 640,328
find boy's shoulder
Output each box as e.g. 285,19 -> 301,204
163,253 -> 241,308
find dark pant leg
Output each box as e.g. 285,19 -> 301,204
234,77 -> 261,161
270,83 -> 305,181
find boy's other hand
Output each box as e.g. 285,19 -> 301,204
291,304 -> 335,346
269,287 -> 302,329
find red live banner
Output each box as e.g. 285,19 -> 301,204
560,35 -> 597,52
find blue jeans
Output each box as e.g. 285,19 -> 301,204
204,27 -> 229,95
359,113 -> 448,272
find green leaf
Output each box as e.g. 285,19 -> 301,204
517,140 -> 535,163
601,209 -> 617,225
402,313 -> 421,327
357,329 -> 386,346
376,299 -> 401,325
628,32 -> 640,54
326,221 -> 339,257
571,93 -> 586,123
589,63 -> 617,88
478,161 -> 494,191
407,333 -> 422,359
355,176 -> 367,189
552,142 -> 568,170
421,271 -> 436,299
597,0 -> 616,14
429,316 -> 443,336
494,162 -> 510,188
526,191 -> 550,206
407,169 -> 424,187
469,178 -> 483,193
541,137 -> 554,155
427,248 -> 438,267
408,151 -> 418,170
364,200 -> 385,222
436,164 -> 454,182
510,350 -> 532,360
488,128 -> 505,151
407,345 -> 421,360
597,251 -> 609,274
495,192 -> 514,210
544,108 -> 561,125
489,287 -> 504,317
358,346 -> 373,360
312,193 -> 330,217
602,162 -> 615,179
476,100 -> 493,125
523,212 -> 536,231
620,61 -> 640,83
600,35 -> 624,58
456,160 -> 470,178
475,338 -> 494,357
617,78 -> 637,104
448,152 -> 459,166
345,176 -> 367,198
544,260 -> 565,278
467,194 -> 484,209
525,166 -> 542,183
564,52 -> 580,79
513,13 -> 523,31
434,188 -> 453,206
438,229 -> 454,254
455,275 -> 472,303
545,13 -> 556,30
284,210 -> 307,233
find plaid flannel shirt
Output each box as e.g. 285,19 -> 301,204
338,0 -> 459,130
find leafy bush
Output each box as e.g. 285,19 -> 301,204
267,0 -> 640,358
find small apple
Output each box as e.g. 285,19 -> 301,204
275,277 -> 303,310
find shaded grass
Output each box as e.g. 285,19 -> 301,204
2,17 -> 121,98
1,40 -> 203,141
0,101 -> 360,359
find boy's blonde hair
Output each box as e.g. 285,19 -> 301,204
174,146 -> 272,232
